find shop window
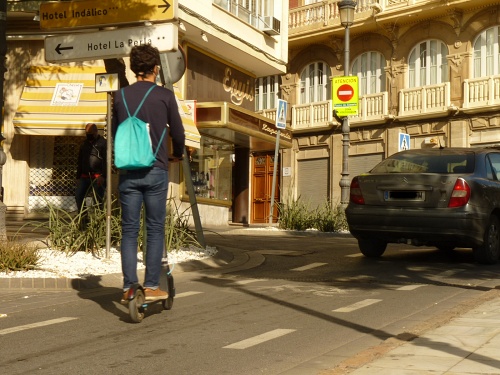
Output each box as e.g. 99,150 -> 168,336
352,51 -> 386,96
408,40 -> 448,88
255,75 -> 280,111
29,136 -> 81,213
473,26 -> 500,78
184,137 -> 234,203
299,61 -> 331,104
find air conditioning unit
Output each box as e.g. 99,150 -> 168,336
261,16 -> 280,36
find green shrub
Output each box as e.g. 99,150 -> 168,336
26,194 -> 200,256
165,196 -> 201,251
28,195 -> 122,256
277,195 -> 314,231
0,240 -> 40,272
278,196 -> 348,233
313,201 -> 349,232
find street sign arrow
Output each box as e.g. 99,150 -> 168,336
45,23 -> 178,63
55,44 -> 74,55
158,0 -> 171,13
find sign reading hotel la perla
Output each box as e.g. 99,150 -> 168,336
45,23 -> 178,63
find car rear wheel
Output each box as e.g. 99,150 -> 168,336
358,239 -> 387,258
473,216 -> 500,265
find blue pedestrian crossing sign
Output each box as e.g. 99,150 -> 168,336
276,99 -> 287,130
399,133 -> 410,151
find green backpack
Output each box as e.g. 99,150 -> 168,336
114,85 -> 166,170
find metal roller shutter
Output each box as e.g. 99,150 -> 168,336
349,153 -> 384,180
297,158 -> 329,209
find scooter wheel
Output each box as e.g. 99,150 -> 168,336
129,289 -> 146,323
162,296 -> 174,310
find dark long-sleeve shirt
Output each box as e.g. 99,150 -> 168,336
76,135 -> 107,179
111,81 -> 185,171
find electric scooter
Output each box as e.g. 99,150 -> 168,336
123,260 -> 175,323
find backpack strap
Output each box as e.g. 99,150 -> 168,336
121,85 -> 157,118
153,127 -> 167,157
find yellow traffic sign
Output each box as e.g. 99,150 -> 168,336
332,76 -> 359,116
40,0 -> 177,30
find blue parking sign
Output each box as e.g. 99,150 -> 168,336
399,133 -> 410,151
276,99 -> 287,130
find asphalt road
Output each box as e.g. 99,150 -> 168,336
1,230 -> 499,375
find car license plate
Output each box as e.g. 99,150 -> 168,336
384,191 -> 425,201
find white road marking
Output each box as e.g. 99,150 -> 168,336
175,291 -> 203,298
396,285 -> 426,291
232,279 -> 267,285
333,299 -> 382,313
291,262 -> 328,271
0,317 -> 77,336
346,253 -> 364,257
223,329 -> 296,349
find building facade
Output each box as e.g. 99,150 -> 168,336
281,0 -> 500,208
4,0 -> 289,226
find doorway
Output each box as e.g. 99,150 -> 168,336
251,153 -> 279,223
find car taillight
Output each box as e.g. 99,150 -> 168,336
448,178 -> 471,208
350,177 -> 365,205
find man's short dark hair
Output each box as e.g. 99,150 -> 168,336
130,45 -> 161,77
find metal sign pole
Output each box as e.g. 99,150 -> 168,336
105,93 -> 112,258
268,129 -> 281,225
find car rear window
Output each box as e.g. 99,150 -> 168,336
370,151 -> 475,174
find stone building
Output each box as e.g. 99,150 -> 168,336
276,0 -> 500,208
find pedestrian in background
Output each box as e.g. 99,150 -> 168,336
112,45 -> 185,303
75,123 -> 107,228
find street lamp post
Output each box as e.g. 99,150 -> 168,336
337,0 -> 356,207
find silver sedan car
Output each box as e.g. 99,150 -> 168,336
345,147 -> 500,264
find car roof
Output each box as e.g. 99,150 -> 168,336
393,147 -> 500,156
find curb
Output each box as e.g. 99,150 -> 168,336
0,244 -> 257,291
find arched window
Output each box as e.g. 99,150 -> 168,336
473,26 -> 500,77
299,61 -> 331,104
352,51 -> 386,96
408,40 -> 448,87
255,75 -> 280,111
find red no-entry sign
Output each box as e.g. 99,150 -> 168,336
337,84 -> 354,102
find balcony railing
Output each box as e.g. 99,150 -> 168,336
463,75 -> 500,109
351,92 -> 389,124
257,109 -> 277,122
398,83 -> 451,118
289,0 -> 440,35
292,101 -> 333,131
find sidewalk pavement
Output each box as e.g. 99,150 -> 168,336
2,222 -> 500,375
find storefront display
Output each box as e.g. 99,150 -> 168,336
185,137 -> 234,203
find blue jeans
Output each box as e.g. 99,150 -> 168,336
118,167 -> 168,290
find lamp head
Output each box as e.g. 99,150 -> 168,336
338,0 -> 357,27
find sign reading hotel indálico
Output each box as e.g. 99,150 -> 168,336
40,0 -> 177,30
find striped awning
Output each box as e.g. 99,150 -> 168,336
173,83 -> 201,149
13,66 -> 108,136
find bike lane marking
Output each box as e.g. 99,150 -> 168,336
0,317 -> 77,336
333,299 -> 382,313
223,329 -> 296,349
291,262 -> 328,271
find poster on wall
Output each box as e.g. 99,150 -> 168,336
50,83 -> 84,106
